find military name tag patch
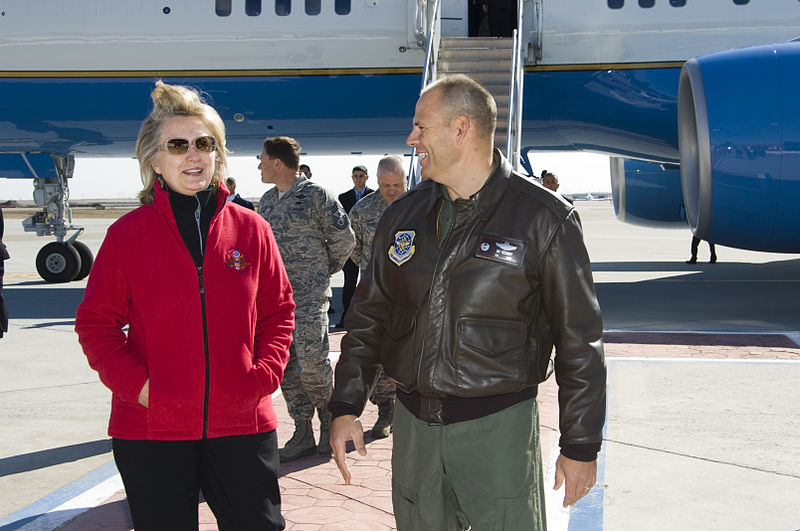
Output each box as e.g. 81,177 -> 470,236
388,230 -> 416,266
474,235 -> 525,267
225,249 -> 251,272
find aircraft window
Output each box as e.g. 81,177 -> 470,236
638,0 -> 654,7
733,0 -> 749,4
670,0 -> 686,5
335,0 -> 350,15
607,0 -> 624,9
216,0 -> 232,16
276,0 -> 290,15
246,0 -> 262,16
306,0 -> 321,15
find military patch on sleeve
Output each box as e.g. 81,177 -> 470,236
328,202 -> 348,230
224,249 -> 251,272
388,230 -> 416,266
474,234 -> 526,268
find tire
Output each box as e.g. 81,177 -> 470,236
71,241 -> 94,281
36,242 -> 82,283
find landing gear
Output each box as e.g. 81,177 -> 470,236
36,242 -> 82,283
71,241 -> 94,281
22,154 -> 94,283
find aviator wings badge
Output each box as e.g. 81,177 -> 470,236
388,230 -> 416,266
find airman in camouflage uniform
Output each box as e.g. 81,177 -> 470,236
346,155 -> 407,438
258,136 -> 355,461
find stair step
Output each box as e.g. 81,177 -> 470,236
439,48 -> 514,61
441,37 -> 514,49
437,70 -> 509,85
439,60 -> 511,73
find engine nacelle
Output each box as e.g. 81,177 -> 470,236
679,42 -> 800,252
610,157 -> 686,228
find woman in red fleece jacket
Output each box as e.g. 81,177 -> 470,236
75,81 -> 295,530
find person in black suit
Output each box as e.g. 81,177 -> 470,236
224,177 -> 255,210
336,165 -> 373,327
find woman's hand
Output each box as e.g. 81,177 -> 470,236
137,379 -> 150,408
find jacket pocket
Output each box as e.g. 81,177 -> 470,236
378,305 -> 418,387
456,316 -> 528,395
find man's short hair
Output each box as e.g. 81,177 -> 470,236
352,165 -> 368,174
225,177 -> 236,187
263,136 -> 301,171
423,74 -> 497,141
299,164 -> 310,172
376,155 -> 406,177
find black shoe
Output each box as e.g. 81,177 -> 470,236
685,258 -> 697,264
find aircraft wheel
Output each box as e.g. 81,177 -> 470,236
36,242 -> 82,283
71,241 -> 94,281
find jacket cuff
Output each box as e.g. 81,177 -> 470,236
560,442 -> 601,462
327,400 -> 361,419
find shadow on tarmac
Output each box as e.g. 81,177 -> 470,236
591,257 -> 800,274
0,440 -> 112,477
4,288 -> 85,319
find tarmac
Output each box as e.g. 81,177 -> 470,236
2,200 -> 800,530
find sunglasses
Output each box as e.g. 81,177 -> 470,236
164,136 -> 217,155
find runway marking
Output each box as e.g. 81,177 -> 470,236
607,357 -> 800,364
0,461 -> 120,531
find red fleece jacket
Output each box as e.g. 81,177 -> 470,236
76,184 -> 294,440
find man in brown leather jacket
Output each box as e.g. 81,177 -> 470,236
329,74 -> 606,530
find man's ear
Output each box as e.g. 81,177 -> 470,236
453,115 -> 471,145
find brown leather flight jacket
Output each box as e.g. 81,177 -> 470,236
332,154 -> 606,448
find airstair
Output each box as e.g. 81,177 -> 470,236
437,37 -> 515,153
408,0 -> 525,186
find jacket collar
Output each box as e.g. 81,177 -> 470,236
152,180 -> 227,218
422,148 -> 511,220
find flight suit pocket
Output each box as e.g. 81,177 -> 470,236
391,483 -> 422,530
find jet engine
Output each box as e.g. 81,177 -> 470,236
609,157 -> 686,228
679,42 -> 800,252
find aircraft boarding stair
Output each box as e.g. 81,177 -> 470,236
436,37 -> 515,153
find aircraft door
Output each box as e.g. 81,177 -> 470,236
441,0 -> 468,36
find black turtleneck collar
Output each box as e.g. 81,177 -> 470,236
166,185 -> 218,267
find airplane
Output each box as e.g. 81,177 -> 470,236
1,0 -> 799,282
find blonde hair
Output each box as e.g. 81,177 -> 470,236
135,81 -> 228,205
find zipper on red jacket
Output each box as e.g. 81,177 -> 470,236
194,198 -> 211,440
198,264 -> 210,438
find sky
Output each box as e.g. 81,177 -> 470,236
1,151 -> 612,202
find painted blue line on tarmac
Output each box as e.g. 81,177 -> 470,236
0,460 -> 118,531
567,395 -> 608,530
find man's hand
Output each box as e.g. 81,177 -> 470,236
137,379 -> 149,408
553,454 -> 597,507
330,415 -> 367,485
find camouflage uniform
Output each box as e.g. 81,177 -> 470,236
348,191 -> 395,403
258,176 -> 355,424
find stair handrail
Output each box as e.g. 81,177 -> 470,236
407,0 -> 441,188
505,0 -> 526,173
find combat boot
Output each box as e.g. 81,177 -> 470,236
279,420 -> 316,462
317,407 -> 332,457
371,398 -> 394,439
